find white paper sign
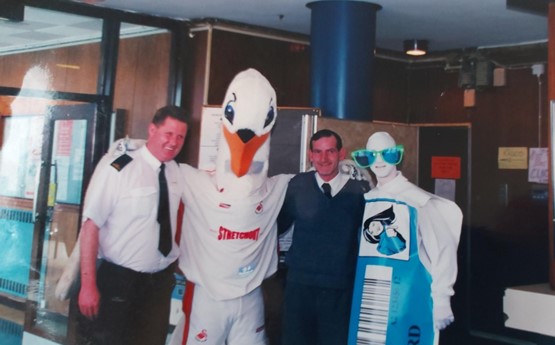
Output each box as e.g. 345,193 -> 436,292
528,147 -> 548,184
434,178 -> 456,202
198,106 -> 223,171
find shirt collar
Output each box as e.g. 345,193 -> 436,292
140,144 -> 163,170
315,171 -> 346,196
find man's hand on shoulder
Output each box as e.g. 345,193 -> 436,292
107,136 -> 146,156
339,159 -> 370,181
339,159 -> 373,190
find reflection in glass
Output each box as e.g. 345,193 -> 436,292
27,118 -> 88,340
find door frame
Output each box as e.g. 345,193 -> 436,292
23,103 -> 96,344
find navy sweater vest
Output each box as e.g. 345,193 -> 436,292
278,171 -> 368,289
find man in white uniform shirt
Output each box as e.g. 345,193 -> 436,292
78,105 -> 190,345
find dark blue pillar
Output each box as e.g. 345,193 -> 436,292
308,1 -> 381,121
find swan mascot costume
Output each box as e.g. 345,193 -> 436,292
348,132 -> 462,345
169,68 -> 292,345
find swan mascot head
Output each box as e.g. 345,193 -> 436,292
216,68 -> 277,197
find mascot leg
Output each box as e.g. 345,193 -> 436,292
168,315 -> 186,345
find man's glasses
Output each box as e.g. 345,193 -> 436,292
351,145 -> 404,167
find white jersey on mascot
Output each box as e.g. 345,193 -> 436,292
177,69 -> 291,299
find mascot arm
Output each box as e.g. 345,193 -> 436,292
433,303 -> 455,330
277,180 -> 297,235
418,197 -> 462,330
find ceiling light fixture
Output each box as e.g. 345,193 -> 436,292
56,63 -> 81,70
404,39 -> 428,56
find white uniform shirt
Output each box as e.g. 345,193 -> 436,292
178,163 -> 291,301
83,145 -> 181,273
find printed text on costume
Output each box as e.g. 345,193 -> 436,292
218,226 -> 260,241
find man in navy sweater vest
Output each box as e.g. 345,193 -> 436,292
277,129 -> 370,345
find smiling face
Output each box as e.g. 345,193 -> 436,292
309,135 -> 346,182
146,117 -> 188,162
366,132 -> 398,184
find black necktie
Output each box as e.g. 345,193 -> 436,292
322,183 -> 332,199
157,163 -> 172,256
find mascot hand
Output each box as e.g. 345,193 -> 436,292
108,137 -> 146,156
433,303 -> 454,330
339,159 -> 372,182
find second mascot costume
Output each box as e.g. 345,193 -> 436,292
348,131 -> 462,345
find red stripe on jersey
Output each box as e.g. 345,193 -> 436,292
181,280 -> 195,345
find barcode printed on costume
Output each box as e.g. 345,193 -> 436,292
356,265 -> 392,345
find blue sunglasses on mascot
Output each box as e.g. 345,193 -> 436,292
351,144 -> 405,168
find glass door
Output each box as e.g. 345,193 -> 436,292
21,103 -> 95,344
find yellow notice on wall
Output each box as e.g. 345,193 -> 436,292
498,147 -> 528,169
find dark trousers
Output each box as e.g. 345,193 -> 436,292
79,261 -> 176,345
281,280 -> 353,345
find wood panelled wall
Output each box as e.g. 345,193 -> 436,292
208,30 -> 311,107
406,66 -> 548,235
114,33 -> 171,139
0,44 -> 99,95
178,28 -> 313,166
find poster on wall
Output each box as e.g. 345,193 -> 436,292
0,115 -> 43,199
498,147 -> 527,169
0,116 -> 85,204
52,119 -> 86,204
198,107 -> 222,171
431,156 -> 461,179
434,179 -> 456,202
528,147 -> 547,184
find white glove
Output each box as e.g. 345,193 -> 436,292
433,302 -> 454,330
108,136 -> 146,156
54,236 -> 81,300
339,159 -> 373,183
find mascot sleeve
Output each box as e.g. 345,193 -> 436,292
418,196 -> 462,329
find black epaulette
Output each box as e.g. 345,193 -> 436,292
110,154 -> 133,171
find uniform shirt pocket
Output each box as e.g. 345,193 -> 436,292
122,186 -> 158,218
